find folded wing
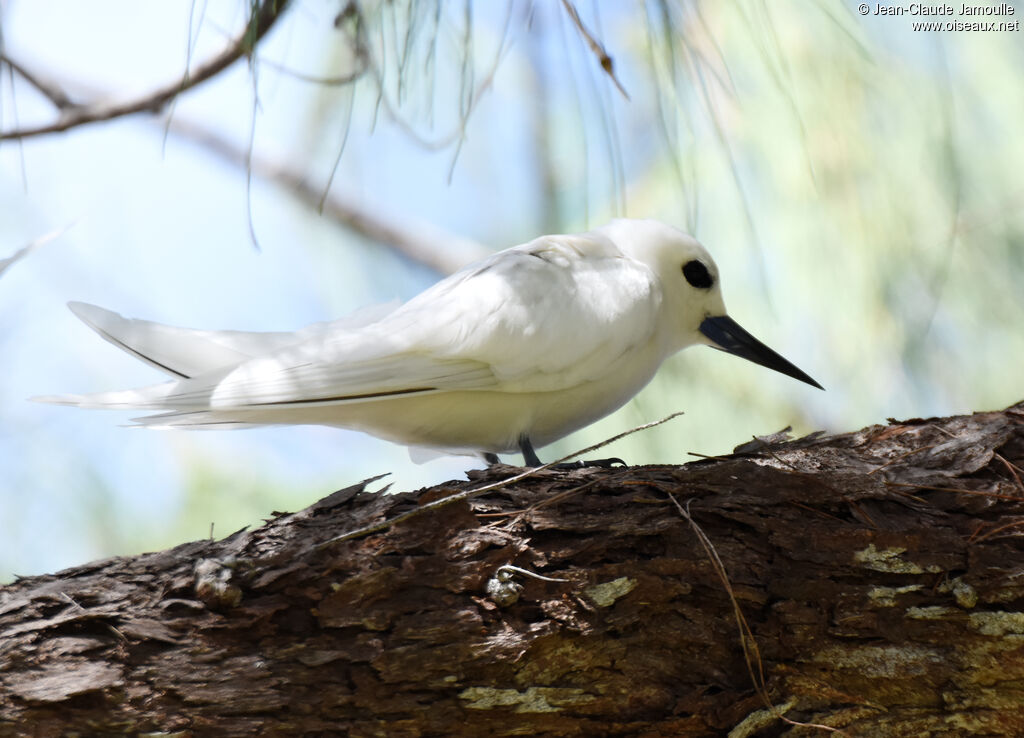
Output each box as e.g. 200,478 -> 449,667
41,232 -> 661,423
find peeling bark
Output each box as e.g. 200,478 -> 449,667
2,403 -> 1024,736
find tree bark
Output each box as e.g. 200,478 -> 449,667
2,403 -> 1024,737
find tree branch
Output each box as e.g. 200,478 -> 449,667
2,403 -> 1024,734
164,114 -> 491,275
0,55 -> 78,111
0,0 -> 291,141
0,225 -> 73,281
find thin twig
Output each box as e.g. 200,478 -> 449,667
335,1 -> 509,155
995,452 -> 1024,496
666,493 -> 848,735
969,518 -> 1024,543
527,475 -> 615,511
0,0 -> 291,141
686,451 -> 734,461
257,57 -> 367,86
60,592 -> 127,642
666,494 -> 768,699
315,412 -> 685,550
0,53 -> 78,110
866,444 -> 942,476
495,564 -> 569,583
3,34 -> 484,275
558,0 -> 630,100
0,223 -> 74,279
475,474 -> 616,520
885,481 -> 1020,501
163,115 -> 490,275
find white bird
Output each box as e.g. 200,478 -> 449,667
36,219 -> 821,466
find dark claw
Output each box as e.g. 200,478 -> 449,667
517,435 -> 626,469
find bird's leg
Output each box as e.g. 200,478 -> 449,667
518,435 -> 626,469
518,435 -> 544,467
482,452 -> 501,466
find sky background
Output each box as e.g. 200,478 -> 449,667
1,0 -> 1022,580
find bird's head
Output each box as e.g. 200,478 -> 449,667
600,218 -> 822,390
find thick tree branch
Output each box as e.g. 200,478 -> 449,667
0,0 -> 291,141
2,402 -> 1023,735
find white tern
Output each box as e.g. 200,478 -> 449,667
37,219 -> 821,465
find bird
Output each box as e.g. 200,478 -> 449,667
36,219 -> 821,466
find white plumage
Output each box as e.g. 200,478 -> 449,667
37,219 -> 820,465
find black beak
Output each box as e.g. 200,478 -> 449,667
699,315 -> 823,390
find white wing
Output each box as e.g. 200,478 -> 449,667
45,231 -> 661,413
375,232 -> 663,392
67,299 -> 400,378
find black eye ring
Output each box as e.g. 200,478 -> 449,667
682,260 -> 713,289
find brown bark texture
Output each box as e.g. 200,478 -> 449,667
2,403 -> 1024,737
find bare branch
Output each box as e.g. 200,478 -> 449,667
257,57 -> 367,87
0,42 -> 484,276
0,0 -> 291,141
0,224 -> 73,280
0,54 -> 78,110
164,115 -> 490,275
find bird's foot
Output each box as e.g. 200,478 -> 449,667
516,435 -> 626,469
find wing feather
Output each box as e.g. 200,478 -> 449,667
375,233 -> 662,391
50,232 -> 659,416
68,300 -> 400,378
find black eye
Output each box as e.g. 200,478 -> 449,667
682,260 -> 713,289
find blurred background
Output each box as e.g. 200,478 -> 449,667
1,0 -> 1021,580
